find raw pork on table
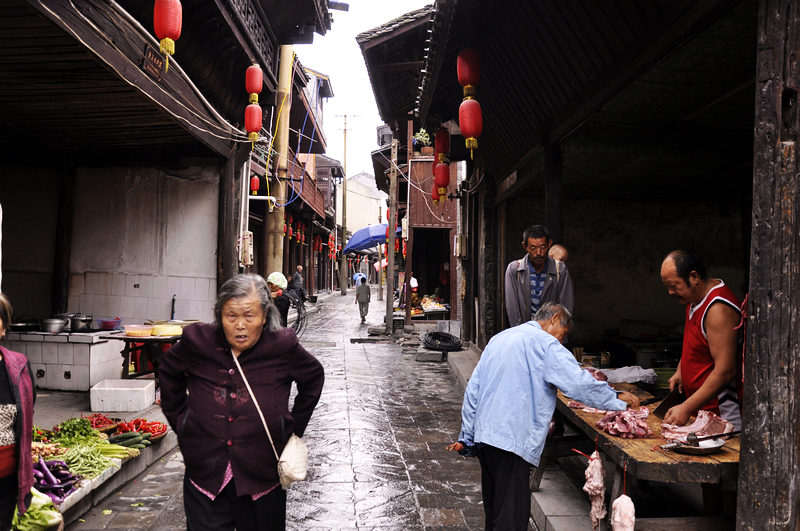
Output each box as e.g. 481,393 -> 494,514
596,407 -> 653,439
660,410 -> 735,442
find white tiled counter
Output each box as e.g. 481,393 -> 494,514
0,331 -> 126,390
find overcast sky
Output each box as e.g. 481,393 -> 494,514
295,1 -> 431,178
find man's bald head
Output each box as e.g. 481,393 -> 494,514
549,245 -> 569,262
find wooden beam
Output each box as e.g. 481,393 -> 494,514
544,143 -> 563,245
374,61 -> 425,74
738,1 -> 800,529
51,157 -> 75,315
25,0 -> 232,157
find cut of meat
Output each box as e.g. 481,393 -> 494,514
582,451 -> 606,531
610,494 -> 635,530
583,407 -> 607,414
596,407 -> 653,439
660,410 -> 735,442
567,400 -> 607,414
586,368 -> 608,381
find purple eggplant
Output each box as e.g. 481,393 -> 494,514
42,491 -> 65,505
33,468 -> 44,480
44,460 -> 68,468
38,457 -> 59,486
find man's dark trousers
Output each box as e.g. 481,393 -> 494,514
476,444 -> 532,531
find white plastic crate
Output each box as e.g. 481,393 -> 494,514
90,379 -> 155,412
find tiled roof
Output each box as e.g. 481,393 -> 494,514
355,5 -> 435,44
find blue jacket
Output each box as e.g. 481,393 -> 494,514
459,321 -> 626,466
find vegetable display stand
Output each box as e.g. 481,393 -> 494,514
99,333 -> 180,379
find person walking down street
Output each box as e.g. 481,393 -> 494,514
267,272 -> 291,327
359,258 -> 369,284
449,303 -> 639,531
0,294 -> 36,531
504,225 -> 574,328
291,265 -> 305,301
158,274 -> 325,531
355,277 -> 370,323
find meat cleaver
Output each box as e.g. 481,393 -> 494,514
652,388 -> 685,419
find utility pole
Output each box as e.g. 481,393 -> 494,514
266,46 -> 293,275
385,139 -> 398,335
377,206 -> 383,301
336,114 -> 357,295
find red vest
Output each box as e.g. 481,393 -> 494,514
681,281 -> 741,414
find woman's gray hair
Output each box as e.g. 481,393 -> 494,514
214,274 -> 281,331
533,302 -> 572,329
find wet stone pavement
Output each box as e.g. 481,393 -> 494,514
67,286 -> 484,530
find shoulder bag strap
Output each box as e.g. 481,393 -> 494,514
231,352 -> 281,461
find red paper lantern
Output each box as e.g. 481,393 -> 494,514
288,214 -> 293,224
457,47 -> 480,97
434,162 -> 450,196
246,64 -> 263,104
435,127 -> 450,159
245,104 -> 262,143
432,186 -> 441,205
394,239 -> 399,252
283,224 -> 287,234
154,0 -> 182,73
288,227 -> 293,239
459,98 -> 482,158
250,176 -> 259,193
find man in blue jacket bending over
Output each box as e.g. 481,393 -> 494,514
451,302 -> 640,531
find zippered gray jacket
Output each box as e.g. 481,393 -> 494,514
504,255 -> 574,327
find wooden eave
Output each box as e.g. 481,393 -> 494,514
1,0 -> 231,164
358,7 -> 434,126
415,0 -> 755,203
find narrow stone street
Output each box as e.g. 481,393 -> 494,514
67,286 -> 483,530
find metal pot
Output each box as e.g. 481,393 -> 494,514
70,315 -> 93,332
41,319 -> 67,333
55,313 -> 78,331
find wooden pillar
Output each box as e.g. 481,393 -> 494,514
737,2 -> 800,529
544,143 -> 563,244
218,146 -> 248,291
51,158 -> 75,314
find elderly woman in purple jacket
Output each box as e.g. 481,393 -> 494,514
0,294 -> 36,531
158,274 -> 324,531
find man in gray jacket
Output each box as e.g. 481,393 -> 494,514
504,225 -> 574,328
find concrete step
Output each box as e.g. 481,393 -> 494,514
531,466 -> 593,531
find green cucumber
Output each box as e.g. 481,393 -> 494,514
108,432 -> 140,443
132,444 -> 146,450
141,432 -> 151,440
141,439 -> 151,447
118,436 -> 143,447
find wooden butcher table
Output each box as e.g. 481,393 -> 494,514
551,383 -> 739,530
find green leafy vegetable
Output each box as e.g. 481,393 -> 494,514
12,487 -> 62,531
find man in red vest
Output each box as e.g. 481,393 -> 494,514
660,250 -> 742,429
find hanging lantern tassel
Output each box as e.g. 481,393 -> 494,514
432,186 -> 441,206
459,98 -> 482,159
154,0 -> 182,73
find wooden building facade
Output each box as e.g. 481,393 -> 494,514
360,0 -> 799,528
